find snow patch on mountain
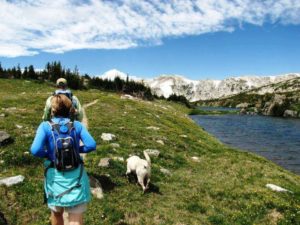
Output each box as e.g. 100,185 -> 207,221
97,69 -> 142,82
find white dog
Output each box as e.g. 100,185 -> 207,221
126,151 -> 151,192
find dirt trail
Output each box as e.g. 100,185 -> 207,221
63,99 -> 98,225
81,99 -> 99,129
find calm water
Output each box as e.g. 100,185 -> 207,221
191,113 -> 300,174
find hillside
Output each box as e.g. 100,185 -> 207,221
197,77 -> 300,118
0,79 -> 300,224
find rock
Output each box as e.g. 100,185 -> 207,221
156,140 -> 164,145
0,160 -> 4,164
131,143 -> 137,147
23,151 -> 29,155
191,156 -> 200,162
121,94 -> 135,100
89,176 -> 104,199
98,158 -> 111,167
0,113 -> 5,117
101,133 -> 116,141
264,94 -> 289,116
112,156 -> 124,162
0,131 -> 13,146
236,102 -> 249,108
239,108 -> 247,115
146,126 -> 160,130
144,149 -> 160,157
266,184 -> 292,193
16,124 -> 23,129
110,143 -> 120,148
283,110 -> 298,118
179,134 -> 188,138
0,175 -> 25,187
160,167 -> 171,176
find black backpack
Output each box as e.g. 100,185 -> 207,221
49,121 -> 81,171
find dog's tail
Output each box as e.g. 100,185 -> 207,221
143,150 -> 151,165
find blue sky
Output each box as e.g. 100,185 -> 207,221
0,1 -> 300,80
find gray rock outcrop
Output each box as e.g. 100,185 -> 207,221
0,175 -> 24,187
89,176 -> 104,199
236,102 -> 249,108
98,158 -> 111,167
0,131 -> 12,146
160,167 -> 171,176
144,149 -> 160,157
101,133 -> 116,141
283,110 -> 298,118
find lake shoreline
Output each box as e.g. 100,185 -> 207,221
190,111 -> 300,175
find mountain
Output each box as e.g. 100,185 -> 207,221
98,70 -> 300,101
146,73 -> 300,101
97,69 -> 142,82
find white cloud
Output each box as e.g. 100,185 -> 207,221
0,0 -> 299,57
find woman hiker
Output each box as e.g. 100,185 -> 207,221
31,94 -> 96,225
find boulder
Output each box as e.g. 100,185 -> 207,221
156,140 -> 164,145
283,110 -> 298,118
112,156 -> 124,162
121,94 -> 135,100
264,94 -> 289,116
98,158 -> 111,167
0,175 -> 25,187
146,126 -> 160,131
239,108 -> 247,115
144,149 -> 160,157
0,131 -> 12,146
89,176 -> 104,199
131,143 -> 137,147
101,133 -> 116,141
110,143 -> 120,148
236,102 -> 249,108
160,167 -> 171,176
266,184 -> 292,193
191,156 -> 200,162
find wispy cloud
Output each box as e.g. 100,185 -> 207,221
0,0 -> 299,57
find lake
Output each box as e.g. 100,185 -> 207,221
190,111 -> 300,174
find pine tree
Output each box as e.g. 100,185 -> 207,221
28,65 -> 36,79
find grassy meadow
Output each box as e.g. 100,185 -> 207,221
0,79 -> 300,225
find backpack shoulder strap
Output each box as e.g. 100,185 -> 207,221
48,121 -> 60,134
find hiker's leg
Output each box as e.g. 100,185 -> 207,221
51,210 -> 64,225
68,213 -> 83,225
67,204 -> 86,225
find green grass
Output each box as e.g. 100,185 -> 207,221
0,79 -> 300,224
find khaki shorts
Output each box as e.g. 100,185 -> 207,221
49,203 -> 87,214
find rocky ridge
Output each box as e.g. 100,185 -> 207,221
199,77 -> 300,118
98,69 -> 300,101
